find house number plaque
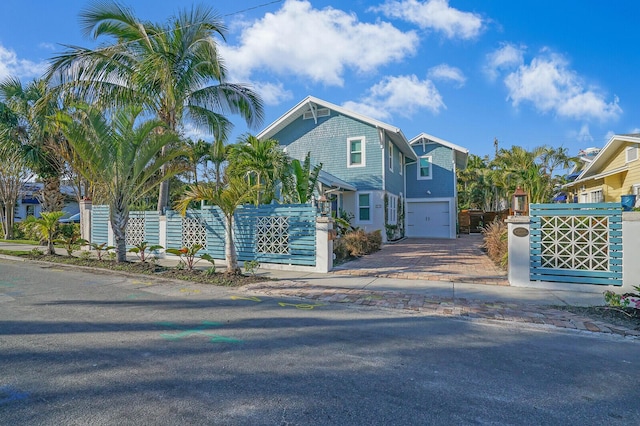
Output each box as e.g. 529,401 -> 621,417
512,227 -> 529,237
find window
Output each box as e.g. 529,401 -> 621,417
387,194 -> 398,225
347,137 -> 365,167
399,153 -> 403,175
388,142 -> 393,172
26,205 -> 35,217
626,146 -> 639,163
418,155 -> 432,180
358,192 -> 371,222
582,189 -> 604,203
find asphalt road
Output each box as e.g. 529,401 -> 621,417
1,259 -> 639,425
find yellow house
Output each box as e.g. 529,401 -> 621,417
565,134 -> 640,205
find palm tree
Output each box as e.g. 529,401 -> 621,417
32,211 -> 65,255
56,103 -> 182,262
282,152 -> 323,204
47,1 -> 263,214
175,176 -> 256,275
183,139 -> 212,184
0,77 -> 66,212
208,138 -> 228,192
227,134 -> 288,205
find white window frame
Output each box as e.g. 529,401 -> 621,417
357,192 -> 372,224
387,194 -> 398,225
399,153 -> 403,176
626,146 -> 639,163
582,189 -> 604,203
388,142 -> 393,172
417,155 -> 433,180
347,136 -> 366,168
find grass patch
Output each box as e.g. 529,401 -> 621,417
16,252 -> 271,287
0,239 -> 40,245
0,249 -> 33,256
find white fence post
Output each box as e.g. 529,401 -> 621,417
622,212 -> 640,293
505,216 -> 531,287
79,198 -> 92,244
158,215 -> 167,258
315,217 -> 334,273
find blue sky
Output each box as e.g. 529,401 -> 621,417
1,0 -> 638,159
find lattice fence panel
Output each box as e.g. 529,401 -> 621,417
529,203 -> 622,286
539,216 -> 609,271
182,216 -> 207,249
256,216 -> 289,254
125,217 -> 145,246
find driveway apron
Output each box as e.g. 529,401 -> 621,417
332,234 -> 508,285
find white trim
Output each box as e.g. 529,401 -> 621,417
356,192 -> 373,224
409,132 -> 469,155
257,96 -> 417,161
347,136 -> 366,168
399,153 -> 403,176
388,141 -> 393,172
417,155 -> 433,180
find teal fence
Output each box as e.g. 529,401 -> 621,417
529,203 -> 622,286
91,204 -> 317,266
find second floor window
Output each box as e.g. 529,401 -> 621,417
418,155 -> 432,180
388,142 -> 393,172
348,137 -> 365,167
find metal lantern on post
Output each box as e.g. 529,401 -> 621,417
512,186 -> 528,216
317,194 -> 331,217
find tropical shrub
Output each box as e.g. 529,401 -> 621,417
166,244 -> 203,270
482,219 -> 508,268
335,229 -> 382,260
128,241 -> 164,263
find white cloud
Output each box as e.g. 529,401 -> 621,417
254,81 -> 293,106
484,43 -> 525,81
569,124 -> 593,142
220,0 -> 418,87
38,42 -> 56,51
427,64 -> 465,87
502,50 -> 621,121
0,44 -> 48,81
604,130 -> 616,142
373,0 -> 484,40
343,74 -> 445,120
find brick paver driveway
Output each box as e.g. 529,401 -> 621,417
333,234 -> 508,285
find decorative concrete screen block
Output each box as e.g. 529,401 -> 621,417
125,217 -> 146,246
256,216 -> 289,254
182,216 -> 207,249
539,215 -> 609,271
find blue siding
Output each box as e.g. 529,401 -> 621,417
272,112 -> 383,191
91,205 -> 110,244
384,137 -> 404,195
406,143 -> 454,198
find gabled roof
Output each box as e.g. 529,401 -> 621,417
317,170 -> 356,192
257,96 -> 417,160
409,132 -> 469,170
569,134 -> 640,186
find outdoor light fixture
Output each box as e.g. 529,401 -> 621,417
512,186 -> 528,216
318,194 -> 331,217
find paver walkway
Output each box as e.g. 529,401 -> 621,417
333,234 -> 508,285
243,281 -> 640,338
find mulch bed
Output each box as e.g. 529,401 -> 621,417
554,305 -> 640,331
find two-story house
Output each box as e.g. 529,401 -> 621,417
564,134 -> 640,207
257,96 -> 468,240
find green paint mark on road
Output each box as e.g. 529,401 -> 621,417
157,321 -> 241,344
278,302 -> 324,310
230,295 -> 262,302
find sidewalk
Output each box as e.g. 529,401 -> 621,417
1,242 -> 636,338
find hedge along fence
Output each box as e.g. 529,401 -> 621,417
91,204 -> 318,267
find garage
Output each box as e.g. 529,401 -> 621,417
406,201 -> 451,238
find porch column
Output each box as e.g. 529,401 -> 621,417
505,216 -> 531,287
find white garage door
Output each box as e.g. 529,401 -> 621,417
406,201 -> 450,238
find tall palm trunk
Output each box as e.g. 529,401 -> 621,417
111,205 -> 128,262
41,176 -> 65,212
224,213 -> 240,275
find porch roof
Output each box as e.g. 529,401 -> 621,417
317,170 -> 356,192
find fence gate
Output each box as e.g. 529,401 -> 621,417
529,203 -> 622,286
